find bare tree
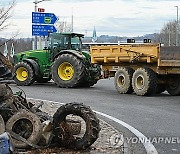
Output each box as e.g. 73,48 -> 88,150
56,21 -> 72,33
0,1 -> 16,32
158,20 -> 176,46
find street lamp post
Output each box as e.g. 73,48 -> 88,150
33,0 -> 50,50
175,6 -> 179,46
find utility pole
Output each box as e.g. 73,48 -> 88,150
33,0 -> 51,49
71,8 -> 73,32
175,6 -> 179,46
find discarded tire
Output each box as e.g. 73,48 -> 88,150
132,67 -> 157,96
52,54 -> 85,88
6,110 -> 42,148
114,67 -> 134,94
53,103 -> 100,150
0,114 -> 5,134
14,62 -> 35,86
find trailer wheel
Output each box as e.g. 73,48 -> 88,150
114,67 -> 134,94
132,68 -> 157,96
6,110 -> 42,148
166,75 -> 180,96
14,62 -> 35,86
0,114 -> 5,134
53,103 -> 100,150
52,54 -> 85,88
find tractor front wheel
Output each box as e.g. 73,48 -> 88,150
14,62 -> 35,86
52,54 -> 85,88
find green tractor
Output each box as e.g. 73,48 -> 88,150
13,33 -> 101,87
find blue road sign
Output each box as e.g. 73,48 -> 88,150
32,12 -> 58,24
32,25 -> 57,36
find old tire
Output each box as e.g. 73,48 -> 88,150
114,67 -> 134,94
53,103 -> 100,150
6,110 -> 42,148
52,54 -> 85,88
36,112 -> 53,122
132,68 -> 157,96
0,114 -> 5,134
14,62 -> 35,86
166,75 -> 180,96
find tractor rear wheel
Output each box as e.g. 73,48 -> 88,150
114,67 -> 134,94
52,54 -> 85,88
132,68 -> 157,96
14,62 -> 35,86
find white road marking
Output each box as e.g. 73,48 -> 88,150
28,98 -> 158,154
95,111 -> 158,154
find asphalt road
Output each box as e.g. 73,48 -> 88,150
10,78 -> 180,154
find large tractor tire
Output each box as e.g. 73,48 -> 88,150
0,114 -> 5,134
53,103 -> 100,150
166,75 -> 180,96
114,67 -> 134,94
6,110 -> 42,148
132,68 -> 157,96
52,54 -> 85,88
14,62 -> 35,86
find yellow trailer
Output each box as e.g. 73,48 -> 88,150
91,44 -> 180,96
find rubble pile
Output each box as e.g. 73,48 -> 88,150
0,52 -> 100,153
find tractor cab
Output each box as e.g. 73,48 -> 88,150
49,33 -> 84,58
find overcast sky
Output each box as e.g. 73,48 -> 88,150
1,0 -> 180,38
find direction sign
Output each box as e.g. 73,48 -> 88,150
32,25 -> 57,36
32,12 -> 58,24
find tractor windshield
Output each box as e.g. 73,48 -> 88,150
50,34 -> 82,51
71,36 -> 82,51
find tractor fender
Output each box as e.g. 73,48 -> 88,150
23,59 -> 40,77
53,50 -> 85,61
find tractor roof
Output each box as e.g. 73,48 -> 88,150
50,32 -> 84,37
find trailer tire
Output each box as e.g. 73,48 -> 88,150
14,62 -> 35,86
166,75 -> 180,96
53,103 -> 100,150
0,114 -> 5,134
132,68 -> 157,96
114,67 -> 134,94
6,110 -> 42,148
52,54 -> 85,88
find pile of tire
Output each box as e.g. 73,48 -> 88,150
0,84 -> 100,151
